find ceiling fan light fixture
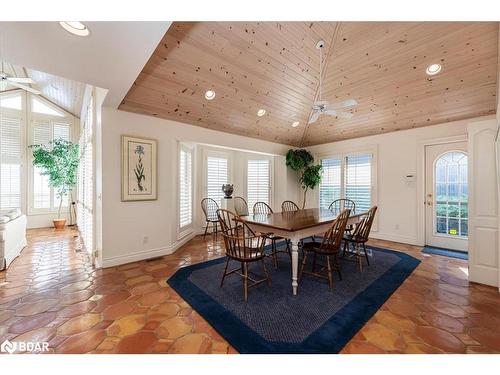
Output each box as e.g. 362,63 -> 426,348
426,63 -> 442,76
204,90 -> 216,100
59,21 -> 90,37
257,109 -> 266,117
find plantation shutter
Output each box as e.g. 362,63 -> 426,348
32,121 -> 51,209
179,147 -> 193,229
247,159 -> 270,211
344,154 -> 372,212
206,156 -> 227,205
319,158 -> 342,209
0,115 -> 22,211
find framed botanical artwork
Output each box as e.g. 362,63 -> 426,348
121,135 -> 158,201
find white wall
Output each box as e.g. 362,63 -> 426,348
100,108 -> 299,267
306,116 -> 496,246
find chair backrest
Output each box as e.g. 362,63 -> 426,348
318,209 -> 351,254
253,201 -> 273,215
351,206 -> 377,242
329,199 -> 356,214
201,198 -> 219,221
217,209 -> 265,261
281,200 -> 300,212
234,196 -> 249,216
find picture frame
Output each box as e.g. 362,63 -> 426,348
121,135 -> 158,201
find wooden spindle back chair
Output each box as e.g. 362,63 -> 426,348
281,200 -> 300,212
343,206 -> 378,271
216,209 -> 270,302
201,198 -> 220,239
328,199 -> 356,214
299,209 -> 351,291
253,201 -> 273,215
234,196 -> 249,216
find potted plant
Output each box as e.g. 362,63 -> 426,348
30,139 -> 79,229
286,149 -> 323,209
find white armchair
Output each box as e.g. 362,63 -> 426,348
0,210 -> 27,270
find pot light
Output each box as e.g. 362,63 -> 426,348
292,121 -> 300,128
426,63 -> 442,76
59,22 -> 90,37
257,109 -> 266,117
204,90 -> 216,100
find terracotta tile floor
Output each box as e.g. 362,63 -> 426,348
1,227 -> 499,354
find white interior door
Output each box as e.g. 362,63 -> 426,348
425,142 -> 468,251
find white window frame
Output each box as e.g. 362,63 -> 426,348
244,155 -> 274,211
0,91 -> 26,214
203,149 -> 231,206
177,142 -> 194,239
27,94 -> 78,215
317,145 -> 378,231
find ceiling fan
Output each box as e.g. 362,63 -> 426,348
308,40 -> 357,124
0,62 -> 40,95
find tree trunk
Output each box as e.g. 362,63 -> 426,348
302,187 -> 308,209
58,195 -> 63,219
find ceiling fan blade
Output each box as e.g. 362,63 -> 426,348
8,77 -> 35,84
324,109 -> 338,116
8,81 -> 41,95
308,111 -> 321,124
325,99 -> 358,110
335,111 -> 354,119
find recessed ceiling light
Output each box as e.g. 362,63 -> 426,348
257,109 -> 266,117
292,121 -> 300,128
204,90 -> 216,100
426,63 -> 442,76
59,22 -> 90,37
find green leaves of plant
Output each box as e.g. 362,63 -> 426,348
285,149 -> 314,171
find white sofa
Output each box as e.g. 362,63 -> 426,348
0,210 -> 27,270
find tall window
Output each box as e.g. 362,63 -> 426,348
319,158 -> 341,210
179,145 -> 193,232
206,155 -> 228,204
31,120 -> 72,211
247,159 -> 271,210
77,95 -> 94,254
0,92 -> 23,211
319,153 -> 373,213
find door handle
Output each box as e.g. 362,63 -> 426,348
427,201 -> 433,206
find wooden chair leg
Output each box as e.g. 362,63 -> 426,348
326,255 -> 333,291
220,257 -> 230,287
363,243 -> 370,265
243,262 -> 249,302
203,223 -> 209,239
312,252 -> 317,272
334,254 -> 342,280
261,259 -> 272,287
298,252 -> 308,283
272,240 -> 278,269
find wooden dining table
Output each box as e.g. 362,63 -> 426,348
239,208 -> 365,295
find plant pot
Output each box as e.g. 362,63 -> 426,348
53,218 -> 66,229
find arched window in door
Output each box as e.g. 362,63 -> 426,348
435,151 -> 468,237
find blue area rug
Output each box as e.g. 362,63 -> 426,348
422,246 -> 468,260
167,241 -> 420,353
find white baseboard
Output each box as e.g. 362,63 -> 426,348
369,232 -> 421,246
101,232 -> 197,268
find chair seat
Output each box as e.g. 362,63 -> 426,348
264,233 -> 285,241
343,234 -> 365,243
227,248 -> 266,261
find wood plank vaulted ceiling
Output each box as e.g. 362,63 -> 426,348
120,22 -> 499,147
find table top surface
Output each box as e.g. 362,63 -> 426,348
239,208 -> 364,232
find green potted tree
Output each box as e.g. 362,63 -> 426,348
30,139 -> 79,229
286,149 -> 323,209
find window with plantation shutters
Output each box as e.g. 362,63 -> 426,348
247,159 -> 270,211
0,114 -> 22,211
319,153 -> 373,213
206,156 -> 228,205
30,111 -> 72,212
179,146 -> 193,230
319,158 -> 341,209
345,154 -> 372,212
